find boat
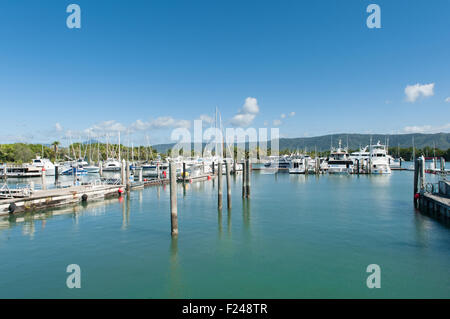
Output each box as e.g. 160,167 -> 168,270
102,158 -> 121,172
369,141 -> 391,174
289,156 -> 307,174
26,156 -> 56,176
60,166 -> 88,176
327,140 -> 353,174
264,155 -> 291,169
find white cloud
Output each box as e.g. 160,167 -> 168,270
230,97 -> 260,127
241,97 -> 259,114
149,116 -> 190,129
273,119 -> 282,126
55,122 -> 63,132
288,112 -> 295,117
130,117 -> 191,131
280,113 -> 286,119
402,123 -> 450,134
404,83 -> 434,102
130,119 -> 150,131
88,120 -> 127,134
445,97 -> 450,103
199,114 -> 214,124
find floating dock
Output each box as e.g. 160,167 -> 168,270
0,184 -> 123,216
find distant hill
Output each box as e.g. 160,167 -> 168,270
152,133 -> 450,153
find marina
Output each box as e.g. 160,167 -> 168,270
0,161 -> 449,298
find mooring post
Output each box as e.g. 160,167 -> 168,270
356,159 -> 360,175
126,161 -> 131,192
212,161 -> 215,175
233,159 -> 237,175
99,161 -> 103,176
413,158 -> 419,207
246,158 -> 251,197
226,160 -> 232,209
441,157 -> 445,172
218,161 -> 223,210
242,159 -> 247,198
41,169 -> 47,190
182,162 -> 186,183
315,158 -> 320,174
169,161 -> 178,236
73,167 -> 77,185
54,165 -> 59,184
121,159 -> 126,185
138,167 -> 143,182
156,163 -> 160,180
420,155 -> 425,192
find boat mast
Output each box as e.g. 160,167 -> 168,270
118,132 -> 121,162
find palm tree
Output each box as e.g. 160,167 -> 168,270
52,141 -> 60,162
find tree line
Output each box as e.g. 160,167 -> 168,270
0,142 -> 158,164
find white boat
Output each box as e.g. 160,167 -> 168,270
369,141 -> 391,174
27,156 -> 56,176
327,140 -> 353,174
103,158 -> 122,172
289,157 -> 307,174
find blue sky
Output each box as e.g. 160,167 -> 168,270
0,0 -> 449,145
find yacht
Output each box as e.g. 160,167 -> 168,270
327,140 -> 353,174
289,157 -> 307,174
369,141 -> 391,174
27,156 -> 56,176
264,155 -> 291,169
103,158 -> 122,172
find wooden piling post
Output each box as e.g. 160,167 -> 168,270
73,166 -> 77,185
218,161 -> 223,210
54,165 -> 59,184
413,158 -> 419,207
99,161 -> 103,176
169,161 -> 178,236
356,159 -> 360,175
245,158 -> 251,197
126,161 -> 131,192
226,160 -> 232,209
138,167 -> 143,182
242,159 -> 247,198
182,162 -> 186,183
441,157 -> 445,172
420,156 -> 425,192
121,159 -> 126,185
156,163 -> 160,180
41,169 -> 47,190
212,162 -> 215,175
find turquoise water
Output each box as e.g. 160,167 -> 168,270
0,169 -> 449,298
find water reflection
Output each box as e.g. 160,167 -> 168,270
0,197 -> 121,237
168,236 -> 184,298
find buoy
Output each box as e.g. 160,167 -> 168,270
81,194 -> 88,202
414,193 -> 420,199
118,188 -> 124,195
207,175 -> 211,180
8,203 -> 16,214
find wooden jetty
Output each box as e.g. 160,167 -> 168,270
0,184 -> 123,216
414,156 -> 450,219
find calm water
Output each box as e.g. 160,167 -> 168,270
0,168 -> 449,298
